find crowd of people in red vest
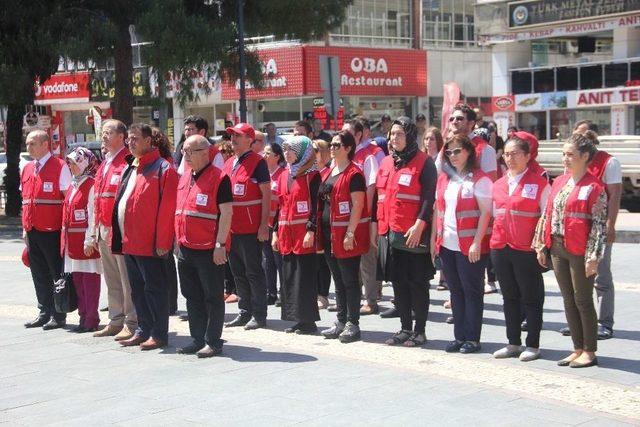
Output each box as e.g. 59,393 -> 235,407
20,103 -> 620,367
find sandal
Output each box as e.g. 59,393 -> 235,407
404,333 -> 427,347
384,330 -> 412,346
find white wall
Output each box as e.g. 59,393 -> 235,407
427,48 -> 493,97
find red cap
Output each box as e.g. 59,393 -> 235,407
226,123 -> 255,140
22,247 -> 30,268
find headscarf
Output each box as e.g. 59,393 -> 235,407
283,136 -> 317,182
66,147 -> 98,183
390,116 -> 419,169
512,131 -> 547,178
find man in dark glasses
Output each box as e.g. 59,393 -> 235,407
449,104 -> 497,182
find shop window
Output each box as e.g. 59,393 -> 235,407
605,63 -> 629,88
517,112 -> 546,141
630,61 -> 640,83
574,108 -> 611,136
257,98 -> 301,123
556,67 -> 578,91
512,71 -> 532,94
534,69 -> 554,93
580,65 -> 602,90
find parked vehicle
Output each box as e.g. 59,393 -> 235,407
0,151 -> 33,187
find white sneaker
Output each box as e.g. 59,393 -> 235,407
493,345 -> 523,359
484,282 -> 498,294
519,347 -> 541,362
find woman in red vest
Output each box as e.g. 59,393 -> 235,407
272,136 -> 321,334
491,136 -> 550,362
263,142 -> 286,305
430,135 -> 493,354
312,139 -> 333,310
533,133 -> 607,368
62,148 -> 102,332
318,131 -> 370,343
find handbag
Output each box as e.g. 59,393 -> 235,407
388,230 -> 429,255
54,273 -> 78,314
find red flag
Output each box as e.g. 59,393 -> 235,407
441,82 -> 461,138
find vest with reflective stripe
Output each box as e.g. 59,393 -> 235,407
543,173 -> 605,256
61,177 -> 99,260
276,169 -> 318,255
21,157 -> 65,232
268,166 -> 285,228
175,165 -> 222,250
353,142 -> 383,171
222,151 -> 264,234
587,150 -> 611,182
435,170 -> 491,256
94,148 -> 129,227
320,162 -> 370,259
491,169 -> 547,252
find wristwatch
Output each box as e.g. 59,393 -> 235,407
345,231 -> 355,239
215,242 -> 225,249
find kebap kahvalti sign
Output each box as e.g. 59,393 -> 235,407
508,0 -> 640,28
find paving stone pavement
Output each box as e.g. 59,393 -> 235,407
1,236 -> 639,426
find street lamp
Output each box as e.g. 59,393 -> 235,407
237,0 -> 247,123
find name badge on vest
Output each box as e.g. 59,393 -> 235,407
196,193 -> 208,207
338,201 -> 351,215
233,183 -> 246,196
110,174 -> 120,186
521,184 -> 538,200
43,182 -> 54,192
398,174 -> 412,186
578,185 -> 592,201
461,182 -> 474,199
296,201 -> 309,214
73,209 -> 86,221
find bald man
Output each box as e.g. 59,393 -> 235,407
22,130 -> 72,330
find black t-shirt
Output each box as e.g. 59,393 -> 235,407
234,151 -> 270,184
192,164 -> 233,205
319,171 -> 366,241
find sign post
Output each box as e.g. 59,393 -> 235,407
319,55 -> 340,131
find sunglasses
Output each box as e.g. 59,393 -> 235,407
329,143 -> 343,149
449,116 -> 465,122
444,148 -> 464,157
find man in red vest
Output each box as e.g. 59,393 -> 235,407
21,130 -> 72,330
92,120 -> 138,340
222,123 -> 272,330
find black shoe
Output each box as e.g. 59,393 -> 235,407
558,326 -> 571,336
327,303 -> 338,312
321,321 -> 345,339
224,315 -> 250,328
24,316 -> 49,328
197,344 -> 222,358
267,294 -> 278,305
177,342 -> 203,355
275,299 -> 282,307
379,307 -> 399,318
99,306 -> 108,312
284,323 -> 302,333
71,325 -> 86,333
244,318 -> 266,330
570,357 -> 598,368
460,341 -> 481,354
521,320 -> 528,332
42,318 -> 66,330
295,323 -> 317,335
445,316 -> 454,324
597,325 -> 613,340
338,322 -> 361,343
179,314 -> 189,321
445,340 -> 464,353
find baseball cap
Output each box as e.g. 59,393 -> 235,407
226,123 -> 255,140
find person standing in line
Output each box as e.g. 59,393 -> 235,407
312,118 -> 332,143
265,122 -> 284,146
318,131 -> 370,343
111,123 -> 178,350
272,136 -> 321,334
263,143 -> 286,305
491,137 -> 550,362
222,123 -> 271,330
431,135 -> 493,354
61,148 -> 102,333
313,139 -> 333,310
533,133 -> 607,368
175,135 -> 233,358
21,130 -> 72,330
93,120 -> 137,340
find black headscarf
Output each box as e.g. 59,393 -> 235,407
391,116 -> 419,169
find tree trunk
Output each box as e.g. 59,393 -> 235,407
4,104 -> 24,217
113,24 -> 134,125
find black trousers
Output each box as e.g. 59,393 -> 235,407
281,253 -> 320,323
323,238 -> 361,325
316,253 -> 332,298
165,253 -> 179,313
224,263 -> 236,295
390,248 -> 431,334
124,255 -> 169,342
26,230 -> 65,321
229,233 -> 267,321
262,228 -> 283,297
491,247 -> 545,348
178,246 -> 225,348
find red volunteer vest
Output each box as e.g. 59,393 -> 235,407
268,166 -> 285,227
276,169 -> 318,255
319,165 -> 331,181
175,165 -> 223,250
543,173 -> 605,256
435,170 -> 491,256
222,151 -> 264,234
61,177 -> 99,260
94,147 -> 129,228
353,142 -> 383,170
587,150 -> 612,182
21,156 -> 65,232
376,152 -> 428,236
491,169 -> 548,252
319,162 -> 370,259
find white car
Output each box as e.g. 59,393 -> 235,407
0,152 -> 33,186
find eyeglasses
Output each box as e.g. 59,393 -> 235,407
444,148 -> 464,157
502,151 -> 524,159
329,143 -> 343,150
181,147 -> 207,156
449,116 -> 465,123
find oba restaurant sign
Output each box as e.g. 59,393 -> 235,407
34,72 -> 90,105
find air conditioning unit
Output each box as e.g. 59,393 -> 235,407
559,40 -> 579,54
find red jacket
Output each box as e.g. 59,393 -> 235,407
62,177 -> 99,260
491,169 -> 548,252
353,142 -> 382,171
268,166 -> 285,228
543,173 -> 605,256
276,169 -> 318,255
175,165 -> 223,250
222,151 -> 264,234
111,149 -> 178,257
94,147 -> 129,228
21,156 -> 66,232
435,170 -> 491,256
318,162 -> 370,259
587,150 -> 612,182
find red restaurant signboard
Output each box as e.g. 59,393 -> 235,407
34,72 -> 90,105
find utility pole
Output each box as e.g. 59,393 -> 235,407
237,0 -> 247,123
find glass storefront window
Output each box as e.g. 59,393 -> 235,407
517,112 -> 546,141
549,108 -> 611,140
63,111 -> 94,142
343,96 -> 410,122
423,0 -> 477,48
255,98 -> 301,123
